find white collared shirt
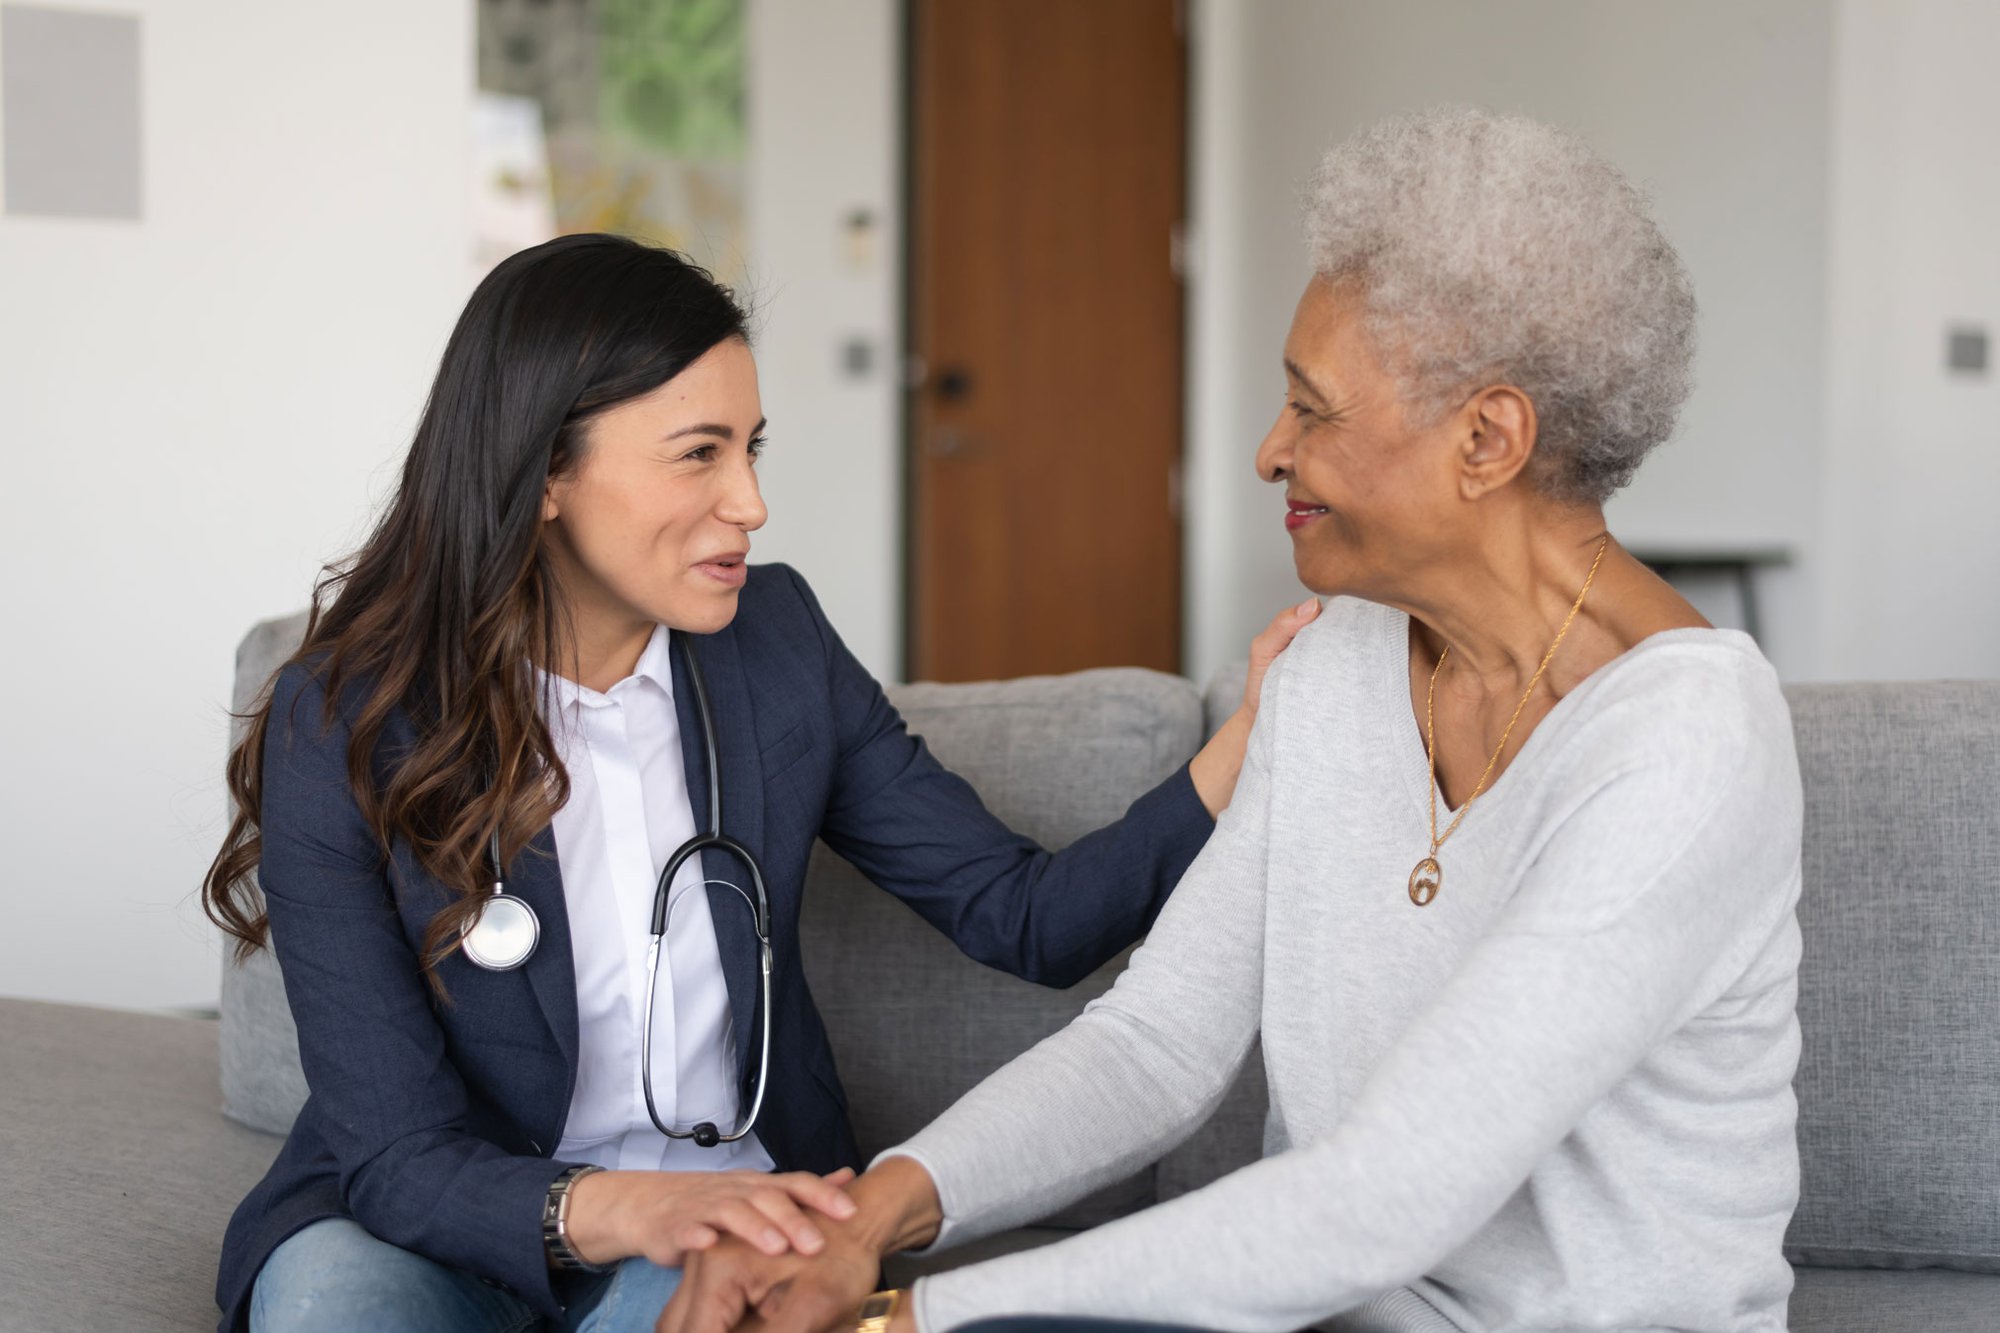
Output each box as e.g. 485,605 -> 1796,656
540,624 -> 774,1174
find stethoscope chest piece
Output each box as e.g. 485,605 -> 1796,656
463,837 -> 541,971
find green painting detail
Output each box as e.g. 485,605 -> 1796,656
600,0 -> 746,159
477,0 -> 748,281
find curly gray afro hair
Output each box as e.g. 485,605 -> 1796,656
1304,106 -> 1697,505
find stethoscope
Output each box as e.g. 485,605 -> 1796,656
459,632 -> 773,1149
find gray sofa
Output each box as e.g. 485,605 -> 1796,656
2,613 -> 1995,1332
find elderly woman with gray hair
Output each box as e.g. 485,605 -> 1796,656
656,107 -> 1804,1333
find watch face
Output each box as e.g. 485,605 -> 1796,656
859,1295 -> 895,1320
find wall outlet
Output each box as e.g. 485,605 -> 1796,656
1947,326 -> 1989,376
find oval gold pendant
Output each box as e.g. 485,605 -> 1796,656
1408,857 -> 1441,907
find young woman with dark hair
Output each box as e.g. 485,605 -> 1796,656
202,233 -> 1311,1333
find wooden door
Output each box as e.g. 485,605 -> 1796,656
907,0 -> 1186,681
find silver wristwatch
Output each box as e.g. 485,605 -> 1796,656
542,1164 -> 610,1272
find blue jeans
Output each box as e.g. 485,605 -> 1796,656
958,1322 -> 1217,1333
250,1217 -> 683,1333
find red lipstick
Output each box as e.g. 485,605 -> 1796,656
1285,499 -> 1329,533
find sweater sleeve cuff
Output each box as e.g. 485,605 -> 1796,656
866,1145 -> 967,1257
911,1275 -> 944,1333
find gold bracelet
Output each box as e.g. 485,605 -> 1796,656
854,1288 -> 903,1333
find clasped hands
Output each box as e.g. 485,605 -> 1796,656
563,1157 -> 940,1333
655,1157 -> 940,1333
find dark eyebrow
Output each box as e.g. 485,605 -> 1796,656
1283,359 -> 1334,405
665,417 -> 767,442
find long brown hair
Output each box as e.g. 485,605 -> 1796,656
202,235 -> 750,986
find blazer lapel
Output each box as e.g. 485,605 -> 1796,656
508,823 -> 580,1072
672,629 -> 766,1091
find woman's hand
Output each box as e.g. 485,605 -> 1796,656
1241,598 -> 1320,718
656,1157 -> 943,1333
566,1166 -> 860,1270
1188,598 -> 1319,816
657,1228 -> 878,1333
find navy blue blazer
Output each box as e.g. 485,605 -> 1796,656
214,564 -> 1211,1330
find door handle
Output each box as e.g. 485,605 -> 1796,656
934,366 -> 974,401
929,365 -> 975,457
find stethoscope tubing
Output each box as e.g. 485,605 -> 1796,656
641,874 -> 773,1146
463,630 -> 774,1146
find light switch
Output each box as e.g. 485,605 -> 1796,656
839,336 -> 876,380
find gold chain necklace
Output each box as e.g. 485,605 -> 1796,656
1408,534 -> 1609,907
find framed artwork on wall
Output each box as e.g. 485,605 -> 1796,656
473,0 -> 747,280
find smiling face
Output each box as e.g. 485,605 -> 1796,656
1254,277 -> 1478,599
541,336 -> 768,641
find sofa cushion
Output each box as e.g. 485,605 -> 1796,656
0,999 -> 281,1333
1788,1265 -> 2000,1332
801,668 -> 1204,1227
218,610 -> 312,1136
1783,682 -> 2000,1273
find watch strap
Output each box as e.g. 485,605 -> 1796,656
855,1288 -> 903,1333
542,1164 -> 611,1273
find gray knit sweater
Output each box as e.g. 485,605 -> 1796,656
885,597 -> 1804,1332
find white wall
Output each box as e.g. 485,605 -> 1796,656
1184,0 -> 1834,684
1818,0 -> 2000,679
741,0 -> 903,681
0,1 -> 475,1010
